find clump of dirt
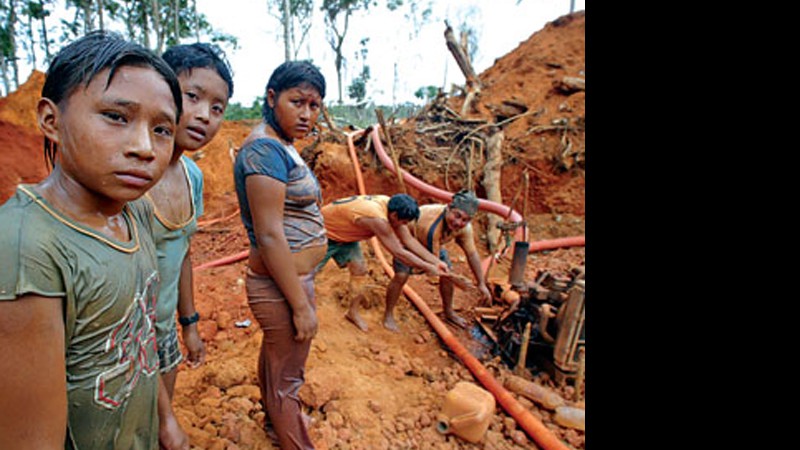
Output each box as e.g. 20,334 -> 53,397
0,71 -> 48,205
0,70 -> 44,131
190,119 -> 254,218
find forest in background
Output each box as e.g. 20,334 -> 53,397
0,0 -> 471,118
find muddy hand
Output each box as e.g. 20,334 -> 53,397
439,271 -> 471,290
293,305 -> 318,341
182,327 -> 206,368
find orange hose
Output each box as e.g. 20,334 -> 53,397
346,130 -> 571,450
197,208 -> 240,228
529,236 -> 585,252
192,249 -> 248,272
480,235 -> 587,276
368,126 -> 528,242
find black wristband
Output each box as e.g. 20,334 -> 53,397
179,312 -> 200,327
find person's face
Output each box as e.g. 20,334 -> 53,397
40,65 -> 177,204
267,83 -> 322,141
388,212 -> 411,229
175,67 -> 229,152
445,207 -> 473,231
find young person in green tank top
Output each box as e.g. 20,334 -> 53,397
0,31 -> 188,449
146,43 -> 233,441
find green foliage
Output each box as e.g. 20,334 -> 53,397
224,96 -> 263,121
386,0 -> 403,11
327,102 -> 422,129
347,77 -> 366,105
414,85 -> 438,101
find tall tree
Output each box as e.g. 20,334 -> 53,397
320,0 -> 371,104
149,0 -> 163,53
96,0 -> 103,30
139,0 -> 149,47
266,0 -> 313,62
35,0 -> 52,62
172,0 -> 178,43
281,0 -> 289,61
0,0 -> 14,95
346,36 -> 369,105
192,0 -> 198,41
3,0 -> 19,88
22,1 -> 36,68
66,0 -> 94,33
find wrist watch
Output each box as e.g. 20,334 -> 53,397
179,311 -> 200,326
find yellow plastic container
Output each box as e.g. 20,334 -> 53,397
436,381 -> 496,443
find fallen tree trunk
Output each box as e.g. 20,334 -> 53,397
444,21 -> 481,115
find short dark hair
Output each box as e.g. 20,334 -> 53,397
261,60 -> 326,137
41,30 -> 182,168
162,42 -> 234,99
387,194 -> 420,221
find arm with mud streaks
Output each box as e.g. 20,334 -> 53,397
158,374 -> 189,450
177,248 -> 205,367
357,217 -> 442,276
395,221 -> 450,276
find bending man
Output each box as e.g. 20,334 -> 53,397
318,194 -> 449,331
384,190 -> 492,331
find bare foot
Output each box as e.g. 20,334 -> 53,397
345,311 -> 369,332
444,312 -> 468,329
383,315 -> 400,332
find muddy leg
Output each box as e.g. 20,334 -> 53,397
345,262 -> 369,332
440,276 -> 467,328
384,271 -> 410,332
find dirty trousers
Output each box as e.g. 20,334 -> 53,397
246,268 -> 316,450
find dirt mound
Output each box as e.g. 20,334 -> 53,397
0,70 -> 45,131
306,11 -> 585,221
0,71 -> 48,205
191,119 -> 254,217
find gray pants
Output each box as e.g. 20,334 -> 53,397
246,269 -> 316,450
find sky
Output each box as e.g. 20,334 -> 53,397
195,0 -> 586,106
13,0 -> 585,106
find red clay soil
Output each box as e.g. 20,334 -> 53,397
0,11 -> 585,450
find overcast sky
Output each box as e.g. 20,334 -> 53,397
195,0 -> 586,106
14,0 -> 585,106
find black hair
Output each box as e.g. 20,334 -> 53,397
387,194 -> 420,221
41,30 -> 183,168
162,42 -> 234,99
261,60 -> 326,142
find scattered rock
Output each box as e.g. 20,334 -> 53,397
327,411 -> 346,429
367,400 -> 382,413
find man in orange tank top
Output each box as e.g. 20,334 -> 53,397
318,194 -> 449,331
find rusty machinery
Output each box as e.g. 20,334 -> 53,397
477,234 -> 585,386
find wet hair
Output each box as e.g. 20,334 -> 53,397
261,60 -> 326,141
449,189 -> 480,216
162,42 -> 234,99
387,194 -> 420,221
41,30 -> 183,168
